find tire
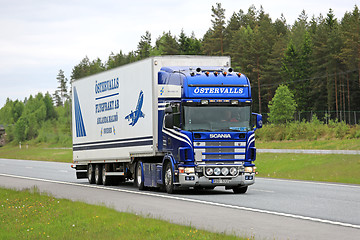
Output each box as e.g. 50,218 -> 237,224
135,161 -> 145,190
94,164 -> 103,185
102,164 -> 111,186
164,163 -> 175,194
233,186 -> 248,194
87,164 -> 95,184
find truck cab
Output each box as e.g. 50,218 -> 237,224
157,66 -> 262,193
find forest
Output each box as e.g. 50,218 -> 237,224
71,4 -> 360,123
0,3 -> 359,144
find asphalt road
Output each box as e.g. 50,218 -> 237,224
1,158 -> 360,240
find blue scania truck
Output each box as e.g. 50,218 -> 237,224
71,56 -> 262,194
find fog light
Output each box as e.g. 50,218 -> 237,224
221,167 -> 229,176
230,167 -> 237,176
214,167 -> 221,176
206,168 -> 214,175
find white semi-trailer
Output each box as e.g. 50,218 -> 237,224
71,56 -> 262,194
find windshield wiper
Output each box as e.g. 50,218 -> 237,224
190,129 -> 211,132
216,128 -> 241,132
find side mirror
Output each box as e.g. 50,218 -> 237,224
252,113 -> 263,130
165,114 -> 174,128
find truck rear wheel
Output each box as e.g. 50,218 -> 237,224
164,163 -> 175,194
135,161 -> 144,190
95,164 -> 103,185
233,186 -> 248,194
102,164 -> 111,186
87,164 -> 95,184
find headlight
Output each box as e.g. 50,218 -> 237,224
230,167 -> 238,176
221,167 -> 229,176
206,168 -> 214,175
245,167 -> 253,173
185,167 -> 195,174
214,167 -> 221,176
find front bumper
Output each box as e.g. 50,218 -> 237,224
177,172 -> 255,188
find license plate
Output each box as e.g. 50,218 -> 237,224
211,179 -> 230,184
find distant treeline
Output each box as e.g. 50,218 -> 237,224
70,3 -> 360,117
0,94 -> 71,145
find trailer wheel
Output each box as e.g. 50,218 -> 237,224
94,164 -> 103,185
87,164 -> 95,184
135,161 -> 144,190
102,164 -> 111,186
164,163 -> 175,194
233,186 -> 248,194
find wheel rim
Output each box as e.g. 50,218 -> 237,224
137,163 -> 142,186
95,165 -> 99,182
88,165 -> 93,181
102,165 -> 106,183
165,167 -> 172,186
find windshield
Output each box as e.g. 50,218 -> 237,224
183,105 -> 251,132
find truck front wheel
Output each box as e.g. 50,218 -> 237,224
164,163 -> 175,194
95,164 -> 103,185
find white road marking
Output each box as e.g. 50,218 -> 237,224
0,173 -> 359,230
251,189 -> 275,193
25,167 -> 33,169
258,177 -> 360,189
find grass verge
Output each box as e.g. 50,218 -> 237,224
256,139 -> 360,150
0,144 -> 72,163
0,187 -> 246,240
256,153 -> 360,184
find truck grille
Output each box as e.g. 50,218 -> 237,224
194,141 -> 246,161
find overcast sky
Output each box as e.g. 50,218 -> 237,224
0,0 -> 358,108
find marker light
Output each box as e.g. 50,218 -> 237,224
237,73 -> 242,77
205,71 -> 210,76
183,168 -> 193,174
214,71 -> 218,76
231,100 -> 239,105
190,72 -> 195,76
201,100 -> 209,105
223,72 -> 227,76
